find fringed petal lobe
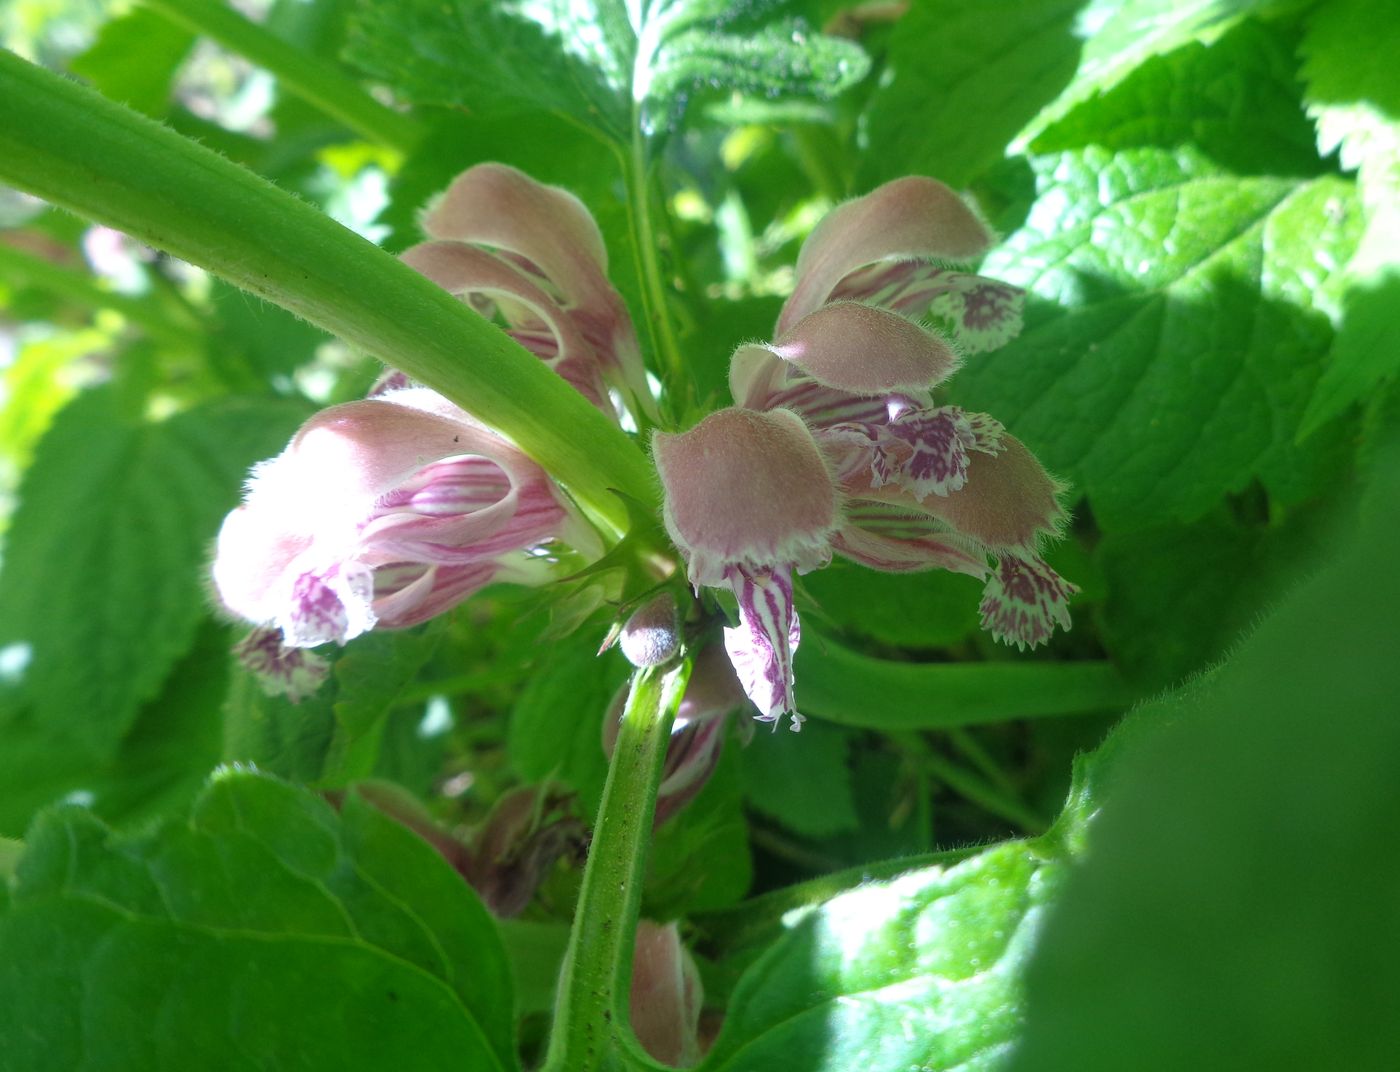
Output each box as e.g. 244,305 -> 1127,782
979,551 -> 1077,650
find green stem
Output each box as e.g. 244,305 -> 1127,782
0,241 -> 201,351
626,123 -> 687,402
542,660 -> 690,1072
141,0 -> 422,154
0,51 -> 655,532
946,727 -> 1022,799
796,635 -> 1136,728
893,732 -> 1047,834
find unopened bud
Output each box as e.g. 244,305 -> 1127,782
630,921 -> 704,1066
620,592 -> 680,668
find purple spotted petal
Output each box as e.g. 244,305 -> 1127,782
885,407 -> 977,498
279,561 -> 376,647
831,265 -> 1025,354
233,627 -> 330,702
979,552 -> 1077,649
722,564 -> 804,729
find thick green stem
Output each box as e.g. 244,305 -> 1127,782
0,51 -> 656,532
141,0 -> 422,154
796,636 -> 1135,728
542,660 -> 690,1072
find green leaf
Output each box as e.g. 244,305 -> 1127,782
1017,0 -> 1287,145
802,560 -> 981,649
344,0 -> 866,145
0,388 -> 311,757
1008,452 -> 1400,1072
1295,0 -> 1400,436
344,0 -> 629,141
507,627 -> 631,822
222,624 -> 444,786
67,6 -> 194,118
740,720 -> 858,839
0,770 -> 517,1071
955,147 -> 1362,530
699,840 -> 1065,1072
858,0 -> 1083,188
647,741 -> 753,915
645,17 -> 868,129
1095,509 -> 1324,688
1030,17 -> 1322,177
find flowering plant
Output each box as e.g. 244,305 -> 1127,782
0,4 -> 1386,1071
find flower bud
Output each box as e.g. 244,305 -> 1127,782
620,592 -> 681,668
630,921 -> 704,1066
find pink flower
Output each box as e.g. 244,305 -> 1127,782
401,163 -> 658,425
212,386 -> 599,695
655,178 -> 1075,726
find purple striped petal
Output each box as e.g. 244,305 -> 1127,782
401,240 -> 611,409
979,551 -> 1077,649
722,564 -> 803,728
833,501 -> 989,577
419,163 -> 656,421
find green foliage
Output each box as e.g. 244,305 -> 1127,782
0,770 -> 517,1071
223,623 -> 445,785
1011,448 -> 1400,1072
740,719 -> 858,839
0,388 -> 310,757
1,0 -> 1398,1068
859,0 -> 1083,189
700,841 -> 1065,1072
346,0 -> 866,144
1295,0 -> 1400,436
956,147 -> 1359,529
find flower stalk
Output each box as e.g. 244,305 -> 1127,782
542,658 -> 691,1072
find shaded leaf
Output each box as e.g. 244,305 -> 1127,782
740,719 -> 858,839
0,388 -> 311,758
0,770 -> 517,1071
1009,449 -> 1400,1072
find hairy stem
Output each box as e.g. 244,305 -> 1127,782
542,659 -> 690,1072
0,51 -> 656,532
